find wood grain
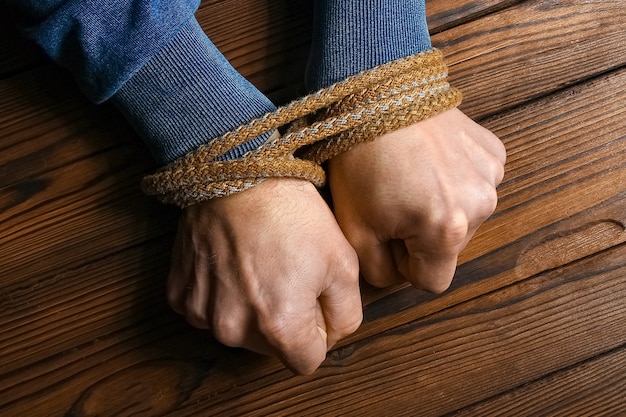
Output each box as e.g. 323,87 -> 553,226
453,346 -> 626,416
426,0 -> 521,32
0,69 -> 135,189
436,0 -> 626,119
165,246 -> 626,417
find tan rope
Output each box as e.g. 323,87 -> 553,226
142,49 -> 461,207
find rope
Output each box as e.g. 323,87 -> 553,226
142,49 -> 461,207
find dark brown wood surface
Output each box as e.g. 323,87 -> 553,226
1,0 -> 624,416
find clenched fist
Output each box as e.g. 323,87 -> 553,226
167,178 -> 363,374
328,108 -> 506,292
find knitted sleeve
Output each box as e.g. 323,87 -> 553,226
5,0 -> 276,165
8,0 -> 460,207
306,0 -> 433,91
111,18 -> 277,165
6,0 -> 199,103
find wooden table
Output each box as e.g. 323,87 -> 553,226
1,0 -> 625,415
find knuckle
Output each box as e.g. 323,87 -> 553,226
335,246 -> 360,282
486,151 -> 506,186
341,312 -> 364,337
477,180 -> 499,215
494,158 -> 506,184
165,273 -> 184,310
482,126 -> 507,164
211,316 -> 244,347
185,305 -> 209,329
166,288 -> 180,310
495,139 -> 507,165
430,209 -> 469,248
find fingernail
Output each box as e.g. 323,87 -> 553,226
317,325 -> 328,345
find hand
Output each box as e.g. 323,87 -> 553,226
327,108 -> 506,292
166,177 -> 362,374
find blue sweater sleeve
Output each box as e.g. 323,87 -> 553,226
306,0 -> 432,91
7,0 -> 200,103
6,0 -> 277,165
111,18 -> 277,165
6,0 -> 433,166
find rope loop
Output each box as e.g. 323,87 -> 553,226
142,49 -> 461,207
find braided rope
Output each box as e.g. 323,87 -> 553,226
142,49 -> 461,207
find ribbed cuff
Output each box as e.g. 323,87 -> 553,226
112,18 -> 276,165
306,0 -> 432,91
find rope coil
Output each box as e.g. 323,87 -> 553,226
142,49 -> 462,207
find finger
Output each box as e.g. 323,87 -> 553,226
210,296 -> 327,365
464,111 -> 507,166
233,323 -> 276,357
466,138 -> 506,188
184,265 -> 211,329
210,284 -> 258,351
467,180 -> 500,230
457,119 -> 505,186
166,234 -> 192,315
170,236 -> 213,328
400,250 -> 459,294
400,210 -> 468,293
484,132 -> 507,167
479,152 -> 506,188
351,235 -> 405,288
259,307 -> 329,375
317,326 -> 328,346
315,300 -> 328,346
318,261 -> 363,349
254,291 -> 327,375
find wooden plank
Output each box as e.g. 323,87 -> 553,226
1,66 -> 624,417
426,0 -> 520,32
0,240 -> 180,408
435,0 -> 626,119
0,69 -> 136,190
0,146 -> 178,289
114,247 -> 626,416
196,0 -> 313,103
1,239 -> 623,416
453,346 -> 626,416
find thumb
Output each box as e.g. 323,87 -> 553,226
268,309 -> 329,375
353,235 -> 405,288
